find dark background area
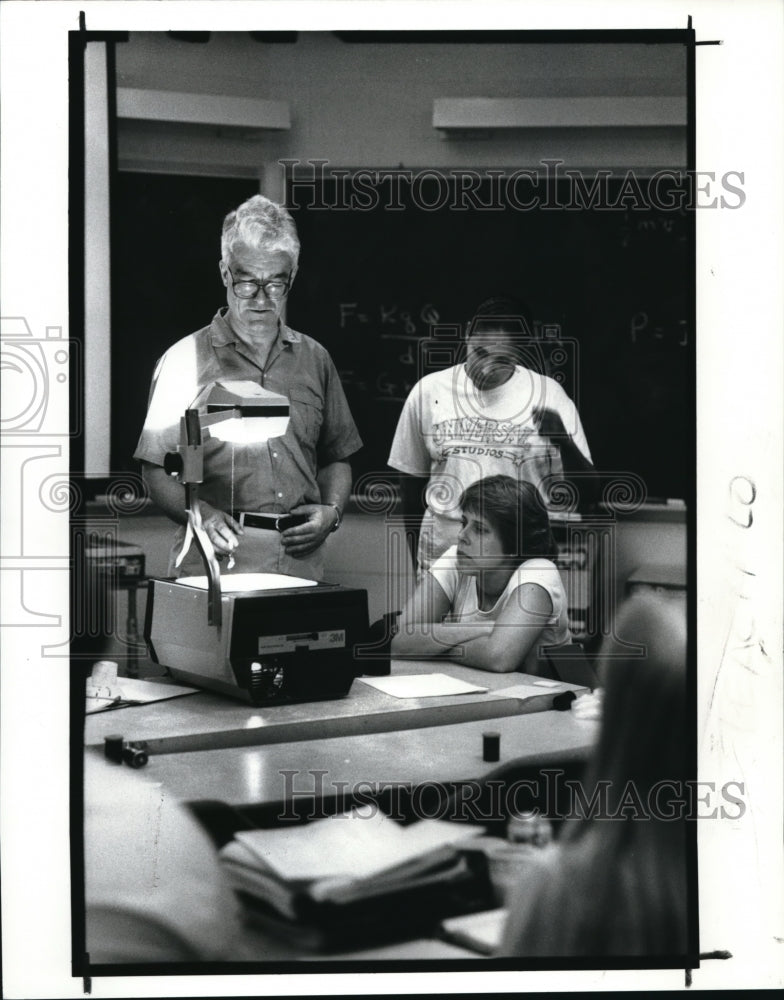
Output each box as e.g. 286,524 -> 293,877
112,171 -> 692,500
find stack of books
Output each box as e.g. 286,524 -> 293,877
219,809 -> 492,950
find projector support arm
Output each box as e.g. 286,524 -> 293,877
185,488 -> 223,628
167,408 -> 223,627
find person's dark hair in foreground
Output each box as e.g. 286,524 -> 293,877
500,595 -> 689,957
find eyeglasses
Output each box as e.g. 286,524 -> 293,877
227,267 -> 291,300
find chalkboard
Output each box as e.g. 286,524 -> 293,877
287,171 -> 693,501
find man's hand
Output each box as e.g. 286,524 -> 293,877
199,502 -> 243,559
533,406 -> 568,441
532,406 -> 598,508
281,504 -> 338,556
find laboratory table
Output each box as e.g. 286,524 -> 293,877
84,658 -> 588,756
83,659 -> 598,966
86,709 -> 597,809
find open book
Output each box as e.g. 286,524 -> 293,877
220,809 -> 484,916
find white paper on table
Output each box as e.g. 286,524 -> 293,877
356,673 -> 488,698
84,677 -> 199,714
489,681 -> 565,702
177,572 -> 318,592
113,677 -> 199,702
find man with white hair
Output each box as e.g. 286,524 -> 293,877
135,194 -> 362,580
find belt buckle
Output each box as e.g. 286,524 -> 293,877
237,511 -> 282,532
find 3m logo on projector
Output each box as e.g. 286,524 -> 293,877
258,630 -> 347,655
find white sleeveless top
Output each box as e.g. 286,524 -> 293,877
429,546 -> 572,674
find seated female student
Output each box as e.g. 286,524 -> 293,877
391,475 -> 571,675
499,595 -> 689,957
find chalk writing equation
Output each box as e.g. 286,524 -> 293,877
375,371 -> 418,403
337,366 -> 417,405
339,302 -> 441,335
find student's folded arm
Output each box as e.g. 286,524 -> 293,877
391,573 -> 456,659
444,582 -> 555,674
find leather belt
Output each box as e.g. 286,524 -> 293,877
232,511 -> 306,531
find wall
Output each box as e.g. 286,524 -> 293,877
116,32 -> 687,177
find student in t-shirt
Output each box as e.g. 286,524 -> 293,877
388,296 -> 596,574
391,475 -> 572,675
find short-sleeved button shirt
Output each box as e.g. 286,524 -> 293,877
134,310 -> 362,515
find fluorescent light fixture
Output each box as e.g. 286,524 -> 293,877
433,97 -> 687,132
117,88 -> 291,130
